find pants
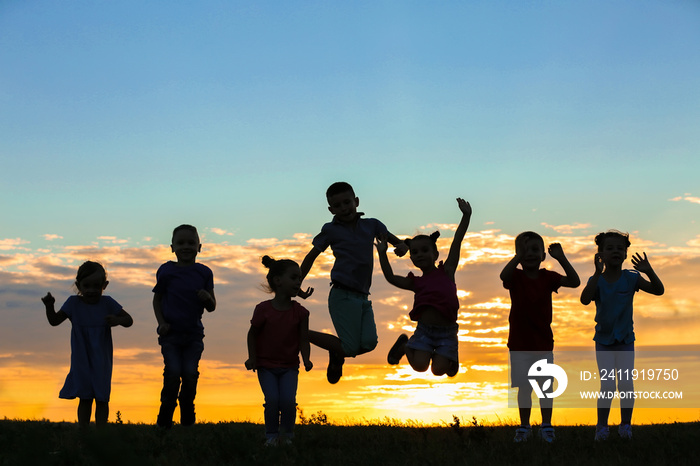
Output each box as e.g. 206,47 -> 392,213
257,367 -> 299,439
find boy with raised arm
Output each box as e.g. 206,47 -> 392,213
299,182 -> 407,384
501,231 -> 580,443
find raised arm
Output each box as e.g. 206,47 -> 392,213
632,252 -> 664,296
548,243 -> 580,288
297,247 -> 320,299
500,254 -> 521,284
444,198 -> 472,278
375,236 -> 412,290
386,233 -> 408,257
42,292 -> 67,326
580,253 -> 603,305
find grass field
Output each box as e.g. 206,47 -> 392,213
1,416 -> 698,465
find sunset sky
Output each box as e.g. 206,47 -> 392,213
1,0 -> 699,427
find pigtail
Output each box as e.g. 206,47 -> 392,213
595,230 -> 631,250
429,231 -> 440,243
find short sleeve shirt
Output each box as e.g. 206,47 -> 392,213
407,262 -> 459,322
504,268 -> 563,351
153,261 -> 214,335
312,214 -> 388,294
592,269 -> 640,345
250,300 -> 310,368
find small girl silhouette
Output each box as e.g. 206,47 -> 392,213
42,261 -> 133,427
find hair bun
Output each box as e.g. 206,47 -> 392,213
261,255 -> 276,268
429,231 -> 440,242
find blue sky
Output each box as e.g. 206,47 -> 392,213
2,0 -> 700,425
1,0 -> 699,250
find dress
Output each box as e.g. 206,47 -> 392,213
407,262 -> 459,322
58,295 -> 124,402
504,268 -> 563,352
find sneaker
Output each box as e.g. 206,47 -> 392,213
387,334 -> 408,365
327,352 -> 344,384
618,423 -> 633,439
264,438 -> 278,447
594,425 -> 610,441
514,426 -> 532,442
539,426 -> 555,443
279,437 -> 293,446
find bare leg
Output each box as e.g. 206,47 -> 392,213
309,330 -> 345,356
77,398 -> 93,428
95,401 -> 109,427
405,347 -> 431,372
517,387 -> 533,426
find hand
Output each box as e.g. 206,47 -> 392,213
394,241 -> 408,257
41,292 -> 55,306
631,252 -> 653,274
374,235 -> 389,255
157,322 -> 171,336
244,359 -> 256,372
197,289 -> 213,303
297,287 -> 314,299
304,359 -> 313,372
594,253 -> 604,274
105,315 -> 120,327
548,243 -> 565,261
456,198 -> 472,217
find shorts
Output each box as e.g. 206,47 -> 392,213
328,286 -> 377,357
509,351 -> 553,389
406,322 -> 459,363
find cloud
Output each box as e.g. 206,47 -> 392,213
209,227 -> 235,237
2,229 -> 700,424
669,194 -> 700,205
42,234 -> 63,241
541,222 -> 592,234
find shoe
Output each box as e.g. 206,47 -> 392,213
594,425 -> 610,441
618,423 -> 632,439
539,426 -> 555,443
279,437 -> 293,446
513,426 -> 532,442
264,438 -> 278,447
327,352 -> 344,384
387,334 -> 408,365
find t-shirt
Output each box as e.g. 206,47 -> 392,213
152,261 -> 214,335
312,213 -> 388,294
250,300 -> 310,368
504,268 -> 562,351
407,262 -> 459,322
592,269 -> 640,345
